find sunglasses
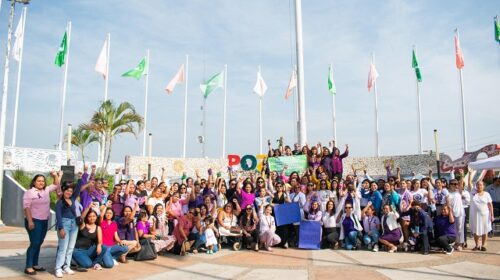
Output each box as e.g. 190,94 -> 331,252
345,207 -> 352,209
120,182 -> 126,185
246,208 -> 253,211
181,187 -> 187,189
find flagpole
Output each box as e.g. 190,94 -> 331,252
58,21 -> 71,151
372,52 -> 380,157
330,64 -> 337,141
202,96 -> 206,158
99,33 -> 110,166
182,54 -> 189,158
11,7 -> 26,147
455,29 -> 468,153
294,0 -> 308,146
414,46 -> 423,154
222,64 -> 228,159
142,49 -> 150,157
292,65 -> 298,143
257,65 -> 263,154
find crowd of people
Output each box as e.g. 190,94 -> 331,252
21,140 -> 499,278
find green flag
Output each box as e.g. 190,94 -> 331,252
200,71 -> 224,98
55,32 -> 67,67
412,49 -> 422,82
122,58 -> 147,80
495,16 -> 500,44
327,65 -> 336,94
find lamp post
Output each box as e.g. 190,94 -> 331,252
434,129 -> 441,178
147,133 -> 152,180
0,0 -> 30,226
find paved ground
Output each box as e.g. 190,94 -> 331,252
1,226 -> 499,280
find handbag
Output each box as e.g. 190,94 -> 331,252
229,226 -> 242,234
134,238 -> 157,261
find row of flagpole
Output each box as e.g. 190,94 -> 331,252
4,13 -> 500,161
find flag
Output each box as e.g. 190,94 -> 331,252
165,64 -> 185,94
367,62 -> 379,92
328,65 -> 336,94
95,38 -> 108,79
495,16 -> 500,44
200,71 -> 224,98
454,30 -> 465,69
12,12 -> 25,62
55,32 -> 67,67
122,58 -> 147,80
412,49 -> 422,82
284,70 -> 297,99
253,70 -> 267,97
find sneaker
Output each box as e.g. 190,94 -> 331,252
254,243 -> 259,252
63,267 -> 75,275
373,244 -> 379,252
284,242 -> 289,249
233,242 -> 241,251
55,269 -> 63,278
93,264 -> 102,270
206,250 -> 211,254
446,247 -> 454,255
113,259 -> 119,266
403,242 -> 409,252
367,244 -> 373,250
455,246 -> 462,251
388,246 -> 397,253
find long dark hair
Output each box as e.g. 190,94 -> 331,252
84,209 -> 100,226
30,174 -> 46,189
60,183 -> 75,208
152,203 -> 164,229
325,200 -> 336,215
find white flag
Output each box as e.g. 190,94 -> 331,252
284,70 -> 297,99
12,12 -> 25,62
253,70 -> 267,97
95,38 -> 108,79
165,64 -> 185,94
367,62 -> 379,92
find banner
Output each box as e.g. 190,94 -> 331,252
298,220 -> 322,249
268,155 -> 307,176
274,202 -> 301,226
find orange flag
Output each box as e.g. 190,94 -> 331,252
165,64 -> 185,94
455,30 -> 465,69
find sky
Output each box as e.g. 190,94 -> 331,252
0,0 -> 499,163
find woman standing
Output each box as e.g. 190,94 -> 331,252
258,205 -> 281,251
272,182 -> 290,248
54,183 -> 79,277
23,171 -> 61,275
469,181 -> 494,251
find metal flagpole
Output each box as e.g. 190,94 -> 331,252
222,64 -> 227,158
456,30 -> 468,153
0,0 -> 18,225
11,6 -> 27,147
330,64 -> 337,141
58,21 -> 71,150
294,0 -> 307,146
99,33 -> 110,166
372,52 -> 380,157
414,46 -> 423,154
202,97 -> 206,158
258,65 -> 263,154
182,55 -> 189,158
142,49 -> 150,156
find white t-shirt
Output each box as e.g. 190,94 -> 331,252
448,191 -> 464,217
411,189 -> 428,204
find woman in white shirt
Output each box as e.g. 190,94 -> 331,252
469,181 -> 494,251
258,205 -> 281,251
321,200 -> 339,249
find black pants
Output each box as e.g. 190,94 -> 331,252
287,224 -> 300,247
435,235 -> 456,251
276,225 -> 289,247
416,231 -> 430,253
322,227 -> 340,248
242,230 -> 259,247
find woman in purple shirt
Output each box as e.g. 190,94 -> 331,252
433,205 -> 456,254
22,171 -> 61,275
331,144 -> 349,181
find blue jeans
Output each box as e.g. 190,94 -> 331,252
55,218 -> 78,270
344,231 -> 358,250
24,218 -> 48,269
102,245 -> 128,268
72,245 -> 107,268
363,231 -> 380,245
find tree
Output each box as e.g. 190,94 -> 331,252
81,100 -> 144,174
67,127 -> 99,166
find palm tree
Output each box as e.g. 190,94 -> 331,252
81,100 -> 144,174
67,127 -> 99,166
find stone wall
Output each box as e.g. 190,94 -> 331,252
125,154 -> 438,179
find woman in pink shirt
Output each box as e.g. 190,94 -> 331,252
166,193 -> 188,234
22,171 -> 62,275
99,208 -> 129,266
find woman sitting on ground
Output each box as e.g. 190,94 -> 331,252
217,200 -> 242,250
361,202 -> 381,252
338,203 -> 363,250
378,204 -> 401,253
117,205 -> 141,256
258,205 -> 281,251
148,204 -> 177,253
173,209 -> 196,255
136,210 -> 175,253
240,205 -> 260,251
99,207 -> 130,264
433,205 -> 456,254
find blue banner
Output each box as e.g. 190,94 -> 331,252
274,202 -> 301,226
298,220 -> 322,250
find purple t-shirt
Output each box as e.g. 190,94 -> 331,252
136,220 -> 150,236
342,216 -> 356,234
434,215 -> 456,237
240,191 -> 256,209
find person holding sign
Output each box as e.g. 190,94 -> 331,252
289,183 -> 306,247
272,182 -> 291,248
259,205 -> 281,251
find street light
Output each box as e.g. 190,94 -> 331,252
0,0 -> 31,226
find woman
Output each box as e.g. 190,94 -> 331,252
431,179 -> 449,216
433,205 -> 456,254
147,186 -> 165,215
272,182 -> 291,248
239,181 -> 256,210
322,200 -> 339,249
337,182 -> 361,220
72,207 -> 109,270
117,206 -> 141,256
216,180 -> 228,211
259,205 -> 281,251
108,183 -> 124,217
447,179 -> 465,251
22,171 -> 61,275
469,181 -> 494,251
378,204 -> 402,253
149,204 -> 177,252
240,205 -> 260,251
173,209 -> 196,255
137,210 -> 175,253
331,144 -> 349,181
304,183 -> 319,213
381,183 -> 400,212
361,203 -> 381,252
192,204 -> 209,253
307,201 -> 322,222
179,184 -> 190,214
318,179 -> 336,212
54,183 -> 79,277
338,203 -> 363,250
99,208 -> 129,264
166,192 -> 189,234
123,180 -> 139,213
254,187 -> 272,210
217,201 -> 242,250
